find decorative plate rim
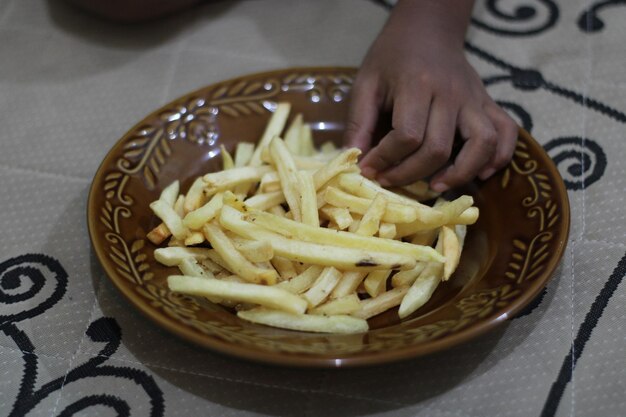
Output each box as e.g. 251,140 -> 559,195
87,66 -> 571,368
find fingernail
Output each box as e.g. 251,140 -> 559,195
430,182 -> 449,193
479,168 -> 496,180
361,167 -> 376,179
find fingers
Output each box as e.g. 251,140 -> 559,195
478,103 -> 519,180
346,68 -> 518,190
376,97 -> 456,186
430,106 -> 497,192
358,88 -> 431,178
344,75 -> 382,154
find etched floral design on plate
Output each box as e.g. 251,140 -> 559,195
92,69 -> 567,359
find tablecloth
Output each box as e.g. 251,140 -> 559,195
1,1 -> 625,416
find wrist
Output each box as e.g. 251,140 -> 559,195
389,0 -> 475,50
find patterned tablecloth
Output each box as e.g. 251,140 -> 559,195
1,1 -> 625,416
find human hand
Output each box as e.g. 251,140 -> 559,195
345,0 -> 518,192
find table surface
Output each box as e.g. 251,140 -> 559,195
1,1 -> 625,416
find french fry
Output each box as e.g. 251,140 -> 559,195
391,262 -> 426,288
332,193 -> 388,299
436,196 -> 475,224
147,223 -> 171,245
398,237 -> 445,318
184,177 -> 207,213
183,192 -> 224,230
319,206 -> 353,230
348,219 -> 361,234
154,247 -> 213,266
363,269 -> 391,297
149,102 -> 479,334
399,180 -> 440,201
443,224 -> 467,281
259,171 -> 281,193
203,166 -> 273,196
220,206 -> 417,270
456,207 -> 480,225
409,229 -> 439,247
200,257 -> 227,274
249,102 -> 291,166
299,123 -> 315,156
394,195 -> 474,237
167,238 -> 183,247
269,137 -> 302,222
326,222 -> 339,230
240,207 -> 443,263
268,204 -> 287,217
309,294 -> 361,316
284,113 -> 303,154
299,171 -> 319,227
352,286 -> 409,320
220,274 -> 247,284
356,193 -> 386,237
220,144 -> 235,170
230,237 -> 274,263
238,308 -> 368,334
320,141 -> 337,154
277,265 -> 323,294
202,222 -> 278,285
177,258 -> 221,303
441,225 -> 461,281
316,191 -> 326,210
397,262 -> 443,319
303,267 -> 342,307
331,271 -> 367,299
149,200 -> 189,240
234,142 -> 255,167
378,222 -> 396,239
168,275 -> 306,314
204,248 -> 231,271
173,194 -> 186,217
233,142 -> 256,196
293,261 -> 308,275
292,156 -> 327,170
323,186 -> 419,224
313,148 -> 361,190
245,191 -> 285,211
455,224 -> 467,244
178,257 -> 214,279
159,180 -> 179,207
339,173 -> 425,208
184,232 -> 204,246
270,256 -> 298,280
221,191 -> 248,213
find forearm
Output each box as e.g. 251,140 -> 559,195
385,0 -> 475,50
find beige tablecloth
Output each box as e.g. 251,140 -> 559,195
1,1 -> 625,416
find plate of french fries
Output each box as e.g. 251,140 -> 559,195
88,67 -> 570,367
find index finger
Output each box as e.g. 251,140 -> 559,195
358,89 -> 431,177
344,75 -> 381,153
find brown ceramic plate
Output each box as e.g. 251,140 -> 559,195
87,67 -> 570,368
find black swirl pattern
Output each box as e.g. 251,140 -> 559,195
0,254 -> 67,326
471,0 -> 559,36
578,0 -> 626,33
495,100 -> 534,132
543,137 -> 607,190
0,254 -> 164,417
465,41 -> 626,124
